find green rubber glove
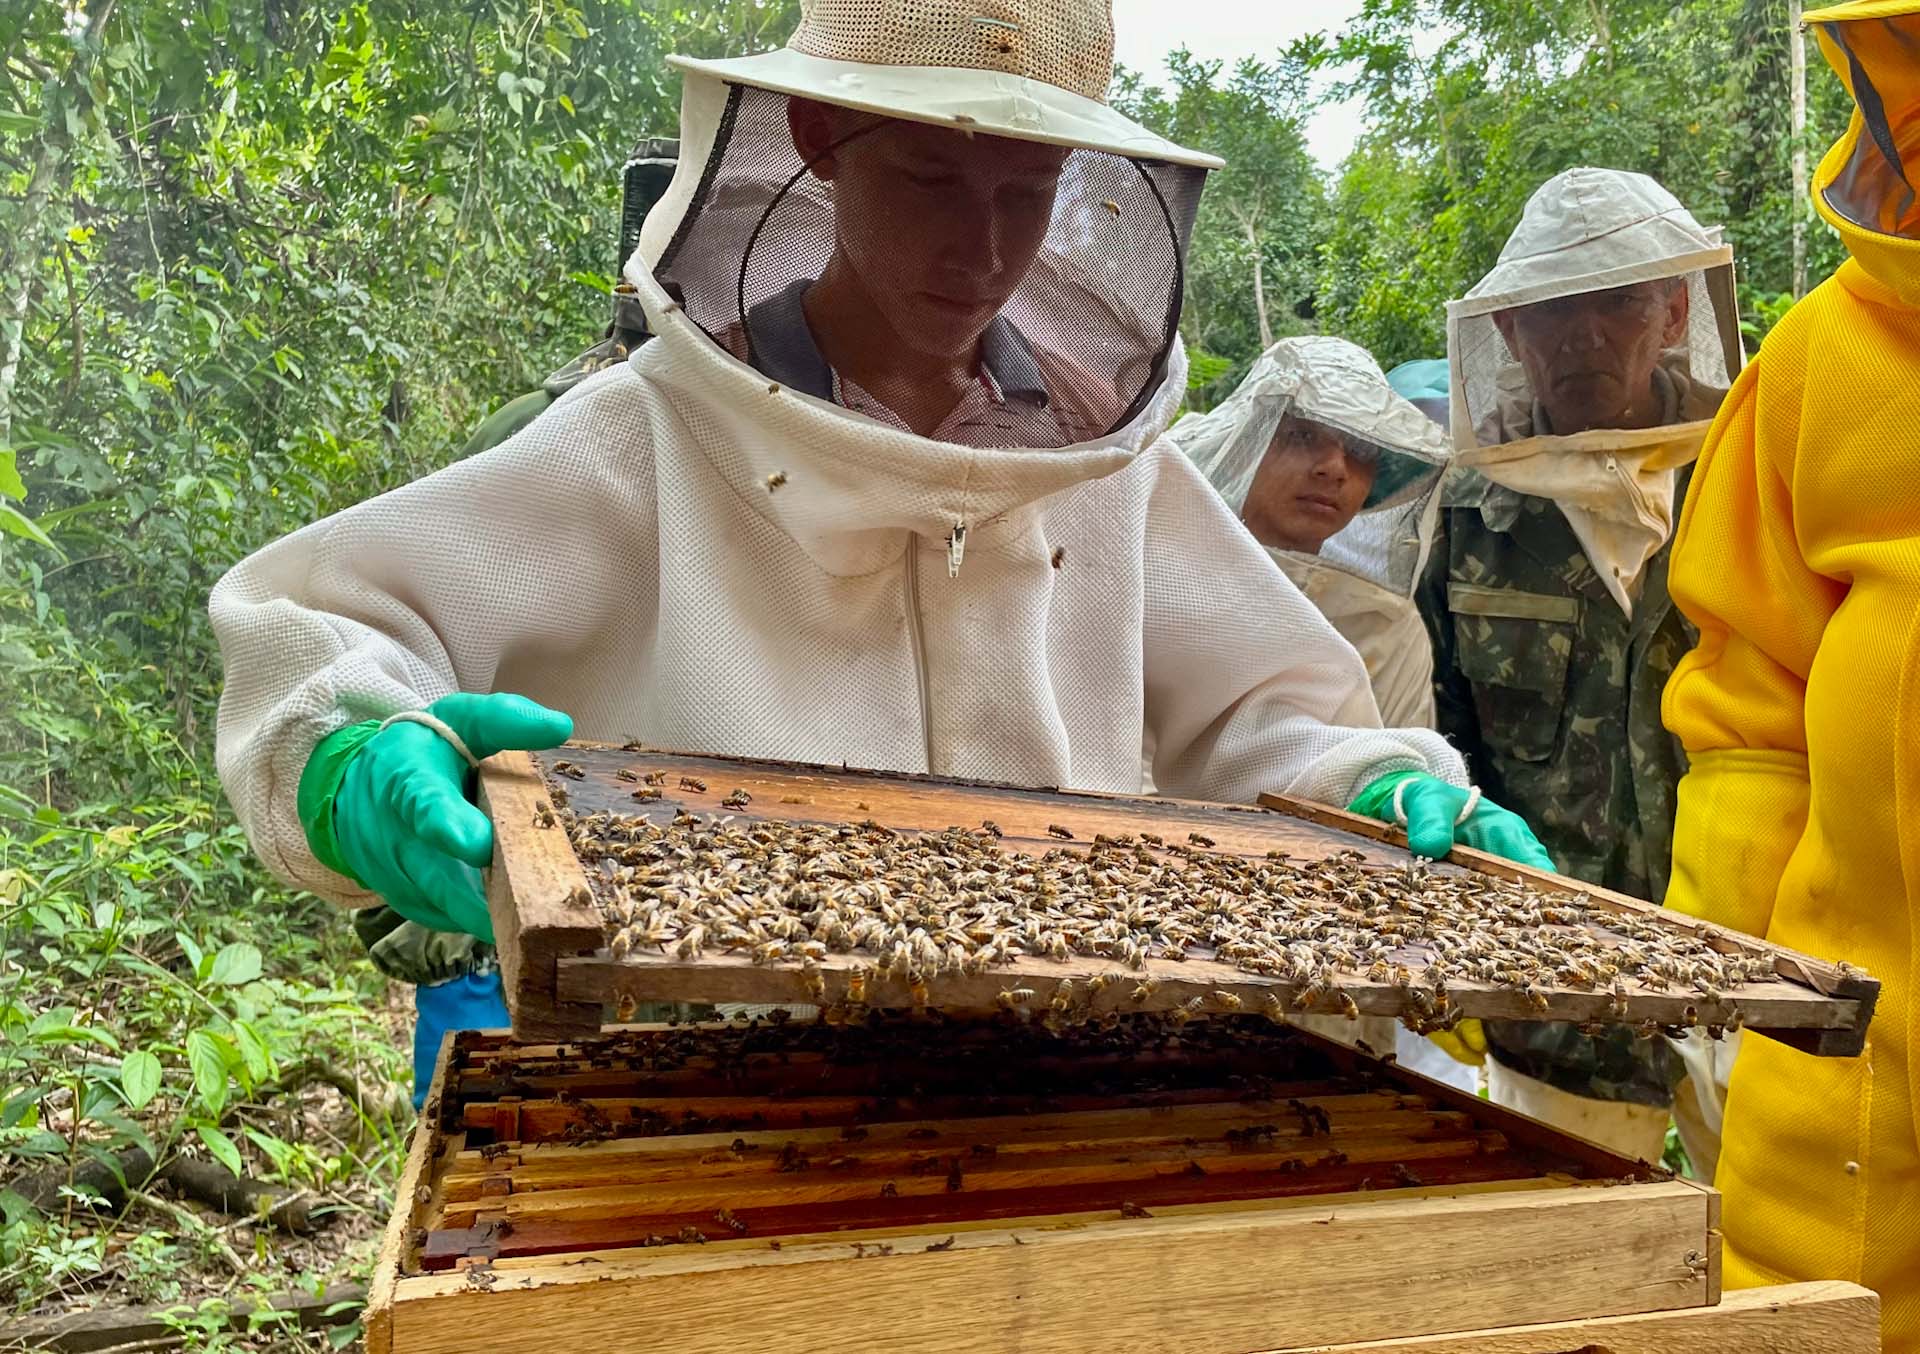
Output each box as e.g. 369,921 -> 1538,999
298,693 -> 574,941
1347,770 -> 1558,873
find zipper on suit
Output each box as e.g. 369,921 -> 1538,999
902,536 -> 935,772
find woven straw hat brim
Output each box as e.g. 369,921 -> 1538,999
668,48 -> 1222,169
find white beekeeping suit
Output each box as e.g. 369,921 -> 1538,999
1446,167 -> 1745,616
1170,336 -> 1451,729
209,0 -> 1473,912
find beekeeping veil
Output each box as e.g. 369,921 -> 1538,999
1169,337 -> 1452,728
1807,0 -> 1920,302
631,0 -> 1218,452
1446,168 -> 1744,615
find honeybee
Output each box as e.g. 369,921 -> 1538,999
679,776 -> 707,792
614,768 -> 639,783
847,967 -> 870,1005
996,987 -> 1037,1010
1046,824 -> 1074,841
1129,978 -> 1159,1004
1139,832 -> 1164,847
1169,995 -> 1206,1026
630,787 -> 663,801
1050,546 -> 1066,569
980,820 -> 1004,838
766,471 -> 788,493
1188,832 -> 1215,848
721,789 -> 752,809
1212,990 -> 1244,1011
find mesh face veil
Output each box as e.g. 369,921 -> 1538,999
646,85 -> 1204,451
1446,168 -> 1744,457
1168,336 -> 1451,600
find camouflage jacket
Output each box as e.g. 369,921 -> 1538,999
1418,474 -> 1694,1105
351,287 -> 653,987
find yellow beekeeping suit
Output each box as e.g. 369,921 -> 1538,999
1662,2 -> 1920,1346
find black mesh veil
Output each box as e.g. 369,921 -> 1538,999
655,85 -> 1204,450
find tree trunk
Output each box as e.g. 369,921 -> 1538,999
0,137 -> 61,450
1242,215 -> 1273,351
1789,0 -> 1809,297
0,0 -> 117,449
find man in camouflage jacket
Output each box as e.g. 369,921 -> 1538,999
1418,469 -> 1694,1112
1418,167 -> 1746,1151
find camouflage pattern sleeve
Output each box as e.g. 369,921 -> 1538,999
1417,512 -> 1483,768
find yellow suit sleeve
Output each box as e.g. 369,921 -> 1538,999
1662,361 -> 1842,939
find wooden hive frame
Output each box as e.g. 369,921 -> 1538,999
477,745 -> 1877,1050
364,1021 -> 1879,1354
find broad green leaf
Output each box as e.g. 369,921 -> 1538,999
94,1109 -> 157,1158
209,941 -> 262,986
120,1050 -> 163,1109
0,502 -> 57,550
231,1019 -> 274,1082
196,1124 -> 244,1177
175,932 -> 205,973
0,449 -> 24,499
186,1029 -> 230,1115
31,1022 -> 120,1051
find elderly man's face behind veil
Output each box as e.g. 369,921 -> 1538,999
789,99 -> 1070,363
1492,279 -> 1690,434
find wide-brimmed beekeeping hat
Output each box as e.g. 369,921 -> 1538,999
667,0 -> 1220,168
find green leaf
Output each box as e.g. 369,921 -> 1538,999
120,1050 -> 163,1109
196,1124 -> 244,1177
0,110 -> 41,136
209,942 -> 262,986
0,449 -> 24,499
186,1029 -> 230,1115
0,1188 -> 33,1225
0,502 -> 57,551
231,1019 -> 274,1083
175,932 -> 205,973
32,1022 -> 121,1051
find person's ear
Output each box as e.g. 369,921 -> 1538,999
787,97 -> 840,180
1660,280 -> 1691,347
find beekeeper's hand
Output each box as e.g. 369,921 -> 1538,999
1349,770 -> 1557,873
299,693 -> 574,940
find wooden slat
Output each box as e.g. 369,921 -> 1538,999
364,1031 -> 460,1354
1259,792 -> 1880,1058
1267,1280 -> 1879,1353
384,1181 -> 1715,1354
477,749 -> 603,1040
490,745 -> 1872,1050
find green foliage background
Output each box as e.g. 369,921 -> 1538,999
0,0 -> 1856,1335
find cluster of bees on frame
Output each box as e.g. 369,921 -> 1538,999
553,798 -> 1775,1040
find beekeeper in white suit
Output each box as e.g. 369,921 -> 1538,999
208,0 -> 1556,1002
1169,336 -> 1451,730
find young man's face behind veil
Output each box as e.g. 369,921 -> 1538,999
790,99 -> 1070,362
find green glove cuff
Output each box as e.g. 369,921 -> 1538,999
297,719 -> 383,880
1346,769 -> 1425,821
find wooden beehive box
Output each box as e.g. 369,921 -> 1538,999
364,1018 -> 1878,1353
477,744 -> 1877,1053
